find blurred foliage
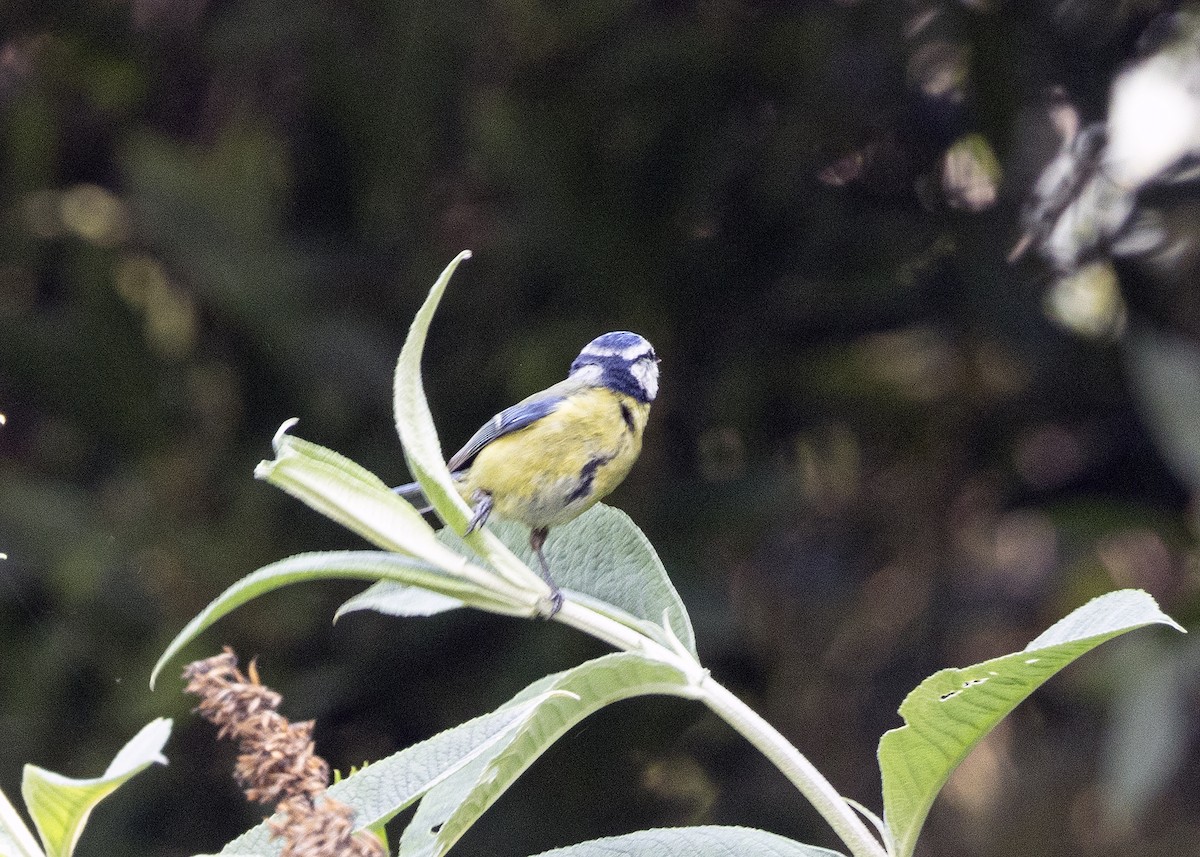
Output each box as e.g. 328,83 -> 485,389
2,1 -> 1199,856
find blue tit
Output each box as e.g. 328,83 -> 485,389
396,331 -> 659,614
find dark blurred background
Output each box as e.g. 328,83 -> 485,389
3,1 -> 1200,855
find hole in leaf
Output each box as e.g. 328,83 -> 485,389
939,690 -> 960,701
962,677 -> 988,688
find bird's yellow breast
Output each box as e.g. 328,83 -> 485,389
461,387 -> 649,529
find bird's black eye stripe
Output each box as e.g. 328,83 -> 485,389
619,402 -> 635,432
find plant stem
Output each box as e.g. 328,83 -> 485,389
554,600 -> 689,665
557,598 -> 888,857
698,677 -> 888,857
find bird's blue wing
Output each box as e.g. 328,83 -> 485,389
391,398 -> 556,507
446,385 -> 572,472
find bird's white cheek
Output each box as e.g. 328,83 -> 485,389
632,361 -> 658,400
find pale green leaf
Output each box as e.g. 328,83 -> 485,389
528,826 -> 844,857
337,582 -> 465,618
0,786 -> 44,857
391,252 -> 544,596
151,551 -> 523,689
392,250 -> 476,535
843,799 -> 894,857
254,425 -> 464,568
345,503 -> 697,654
21,719 -> 171,857
447,505 -> 696,656
879,590 -> 1184,857
399,653 -> 693,857
218,694 -> 562,855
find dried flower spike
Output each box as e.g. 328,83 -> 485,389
183,648 -> 385,857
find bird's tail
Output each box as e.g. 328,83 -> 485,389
392,481 -> 434,514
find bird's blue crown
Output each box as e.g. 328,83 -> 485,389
570,331 -> 658,403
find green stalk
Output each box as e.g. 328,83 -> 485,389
556,598 -> 888,857
698,677 -> 889,857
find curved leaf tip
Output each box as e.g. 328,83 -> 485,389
105,718 -> 172,776
22,718 -> 173,857
1025,589 -> 1185,651
271,417 -> 300,454
879,587 -> 1185,857
393,250 -> 474,524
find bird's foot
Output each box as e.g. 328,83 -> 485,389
540,586 -> 564,619
465,491 -> 493,534
530,527 -> 562,618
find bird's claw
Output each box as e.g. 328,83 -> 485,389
540,587 -> 564,619
466,491 -> 493,534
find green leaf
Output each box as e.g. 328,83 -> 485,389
399,652 -> 694,857
218,693 -> 563,855
392,250 -> 476,536
344,503 -> 697,654
337,582 -> 466,618
450,504 -> 697,656
878,590 -> 1184,857
151,550 -> 524,689
21,719 -> 171,857
255,425 -> 461,565
252,426 -> 536,616
528,826 -> 845,857
0,786 -> 44,857
391,251 -> 544,596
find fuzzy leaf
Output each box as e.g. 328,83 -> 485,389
528,826 -> 844,857
151,551 -> 522,688
345,503 -> 696,653
0,787 -> 44,857
399,653 -> 694,857
254,425 -> 462,568
448,505 -> 696,656
391,251 -> 544,596
337,582 -> 466,618
21,719 -> 171,857
392,251 -> 476,536
878,590 -> 1184,857
219,695 -> 561,855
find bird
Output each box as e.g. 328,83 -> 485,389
395,331 -> 659,615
